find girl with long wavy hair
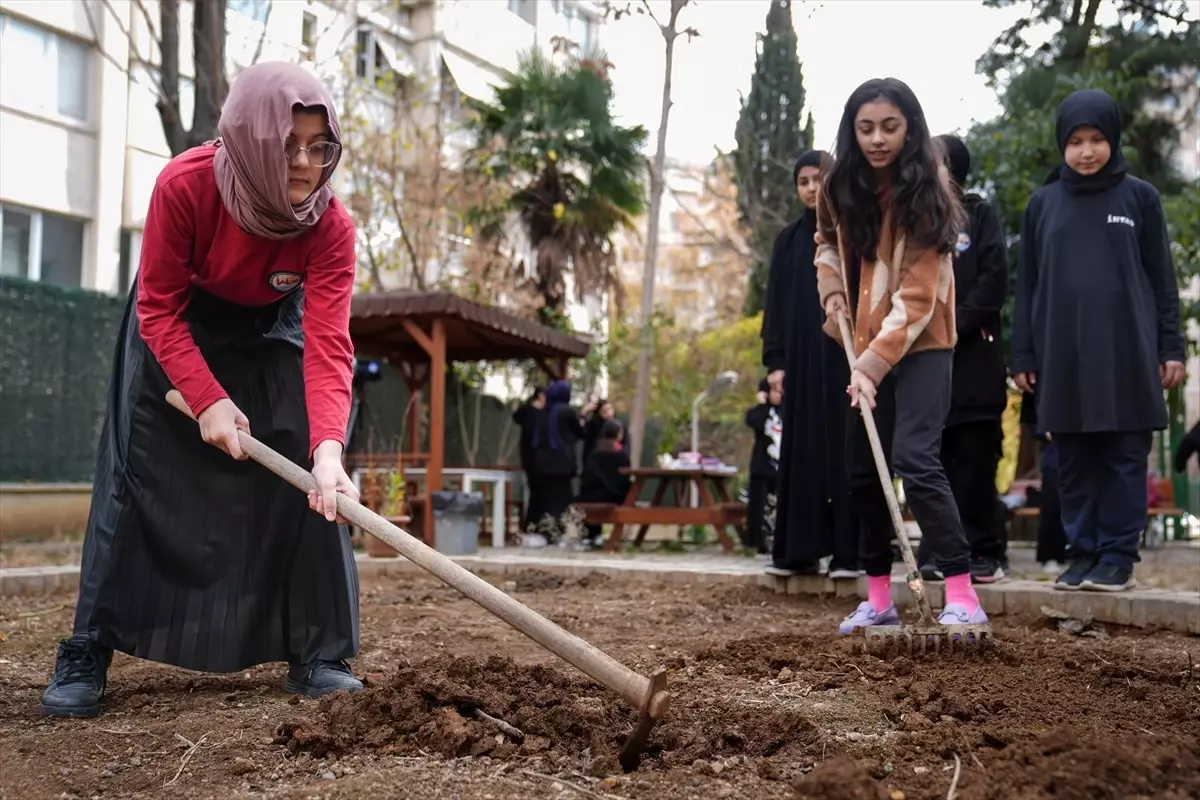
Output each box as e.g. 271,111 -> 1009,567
813,78 -> 986,635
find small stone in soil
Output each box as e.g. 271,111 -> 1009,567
321,771 -> 336,780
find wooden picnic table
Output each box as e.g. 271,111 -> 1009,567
587,467 -> 747,553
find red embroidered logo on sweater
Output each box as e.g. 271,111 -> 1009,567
268,272 -> 303,293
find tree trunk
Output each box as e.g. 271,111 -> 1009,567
158,0 -> 185,156
628,0 -> 685,468
190,0 -> 228,150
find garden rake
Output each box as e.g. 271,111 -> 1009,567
835,313 -> 992,654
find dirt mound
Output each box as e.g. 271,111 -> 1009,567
277,654 -> 629,763
792,756 -> 891,800
957,729 -> 1200,800
502,570 -> 613,593
277,653 -> 824,772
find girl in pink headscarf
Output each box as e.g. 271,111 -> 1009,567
42,62 -> 364,718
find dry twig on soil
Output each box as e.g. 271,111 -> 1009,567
165,731 -> 211,787
521,770 -> 619,800
474,708 -> 525,741
946,753 -> 962,800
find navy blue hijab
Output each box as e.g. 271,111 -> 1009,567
534,379 -> 572,450
1045,89 -> 1128,194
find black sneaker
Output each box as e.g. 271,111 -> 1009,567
1080,562 -> 1137,592
1054,557 -> 1098,591
969,557 -> 1005,584
763,561 -> 820,578
40,635 -> 113,718
284,659 -> 364,698
919,563 -> 944,582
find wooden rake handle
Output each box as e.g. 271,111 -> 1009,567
833,317 -> 935,622
164,390 -> 662,714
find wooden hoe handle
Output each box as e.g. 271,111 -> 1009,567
164,390 -> 664,715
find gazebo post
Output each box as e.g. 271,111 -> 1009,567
426,319 -> 447,543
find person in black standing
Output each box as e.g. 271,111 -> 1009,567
580,397 -> 615,468
577,419 -> 632,548
917,134 -> 1010,584
1021,390 -> 1068,570
1012,89 -> 1186,592
744,378 -> 783,554
760,149 -> 858,580
512,386 -> 546,534
529,379 -> 585,545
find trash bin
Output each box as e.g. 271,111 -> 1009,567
431,491 -> 485,555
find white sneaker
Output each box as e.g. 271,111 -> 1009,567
1042,560 -> 1062,575
522,533 -> 549,548
828,568 -> 860,580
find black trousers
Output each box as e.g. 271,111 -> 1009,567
919,419 -> 1006,565
1035,440 -> 1068,563
847,350 -> 971,578
746,474 -> 776,553
1055,431 -> 1151,569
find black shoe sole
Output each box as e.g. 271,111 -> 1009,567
1080,579 -> 1137,592
283,677 -> 364,699
40,701 -> 100,718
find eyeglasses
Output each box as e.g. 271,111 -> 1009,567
285,140 -> 341,168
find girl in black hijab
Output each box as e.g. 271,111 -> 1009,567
1011,88 -> 1185,592
744,378 -> 783,554
760,149 -> 859,579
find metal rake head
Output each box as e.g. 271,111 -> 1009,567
863,623 -> 993,656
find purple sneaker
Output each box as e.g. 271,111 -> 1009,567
837,601 -> 901,635
937,603 -> 989,625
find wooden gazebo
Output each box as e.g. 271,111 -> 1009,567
348,290 -> 591,541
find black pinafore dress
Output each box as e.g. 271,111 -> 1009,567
72,283 -> 359,672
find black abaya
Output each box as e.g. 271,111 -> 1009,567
73,286 -> 360,673
761,211 -> 857,570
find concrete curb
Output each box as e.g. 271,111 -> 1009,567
4,556 -> 1197,636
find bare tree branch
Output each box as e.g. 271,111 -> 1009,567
250,0 -> 275,66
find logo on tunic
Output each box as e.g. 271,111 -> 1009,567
267,271 -> 303,293
955,232 -> 972,253
1107,214 -> 1135,228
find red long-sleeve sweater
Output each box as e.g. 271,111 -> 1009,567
136,145 -> 356,457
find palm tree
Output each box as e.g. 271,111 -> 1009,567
464,47 -> 648,327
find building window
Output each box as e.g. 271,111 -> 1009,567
507,0 -> 536,25
561,3 -> 593,50
355,23 -> 402,90
301,12 -> 318,62
0,13 -> 91,123
117,228 -> 143,293
0,205 -> 85,287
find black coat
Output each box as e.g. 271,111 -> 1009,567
947,193 -> 1009,427
533,405 -> 585,477
578,449 -> 632,503
760,210 -> 854,567
1012,175 -> 1185,434
745,402 -> 782,477
512,404 -> 539,474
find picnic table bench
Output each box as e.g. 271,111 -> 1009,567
574,467 -> 747,553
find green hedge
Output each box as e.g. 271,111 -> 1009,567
0,277 -> 126,482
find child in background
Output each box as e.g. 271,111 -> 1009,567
577,420 -> 632,549
815,77 -> 985,635
1011,89 -> 1185,592
917,134 -> 1010,585
745,378 -> 784,554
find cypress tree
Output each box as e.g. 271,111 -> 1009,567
733,0 -> 810,317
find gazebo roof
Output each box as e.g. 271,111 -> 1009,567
349,291 -> 591,363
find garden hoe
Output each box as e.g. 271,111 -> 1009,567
834,315 -> 992,655
165,390 -> 670,771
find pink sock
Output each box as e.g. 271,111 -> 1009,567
944,574 -> 979,611
868,576 -> 893,611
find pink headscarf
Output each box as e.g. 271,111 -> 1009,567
211,61 -> 343,240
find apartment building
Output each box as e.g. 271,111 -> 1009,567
614,157 -> 751,330
0,0 -> 605,329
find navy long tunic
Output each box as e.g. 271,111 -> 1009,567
1011,175 -> 1185,434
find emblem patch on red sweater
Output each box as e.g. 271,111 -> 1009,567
268,271 -> 303,293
